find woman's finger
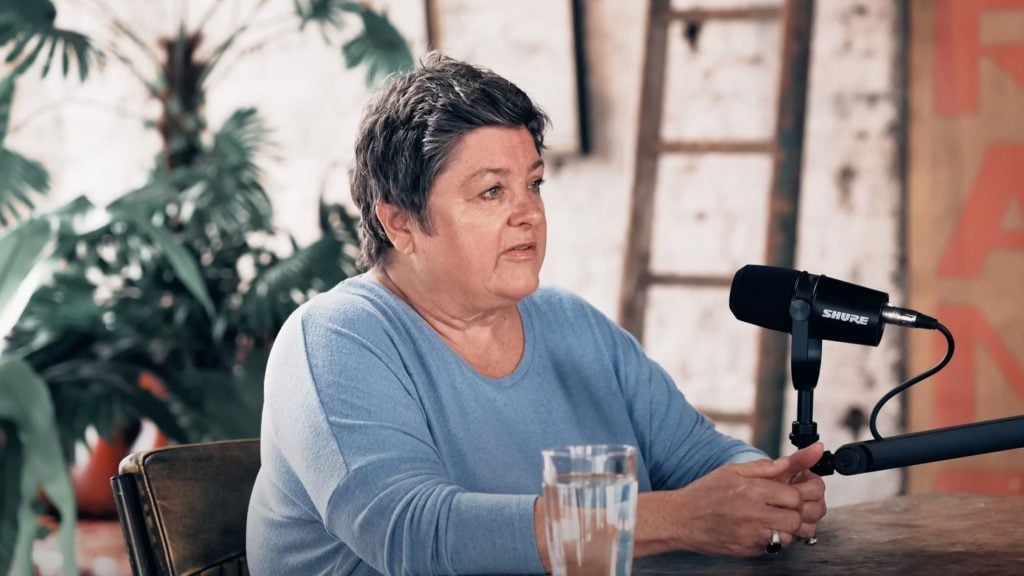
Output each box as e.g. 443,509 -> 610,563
761,480 -> 804,511
761,506 -> 804,536
793,474 -> 826,501
795,522 -> 817,540
758,527 -> 797,555
801,499 -> 828,523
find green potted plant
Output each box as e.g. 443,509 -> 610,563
0,1 -> 412,573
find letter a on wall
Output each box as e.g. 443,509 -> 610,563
908,0 -> 1024,494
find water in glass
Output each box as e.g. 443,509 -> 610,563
544,469 -> 638,576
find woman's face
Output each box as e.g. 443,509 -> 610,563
411,125 -> 547,309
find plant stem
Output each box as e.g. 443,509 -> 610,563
100,42 -> 164,101
84,0 -> 164,68
203,26 -> 298,88
242,12 -> 301,37
158,31 -> 206,169
198,0 -> 273,85
7,96 -> 151,135
196,0 -> 227,32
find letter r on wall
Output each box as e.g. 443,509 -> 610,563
935,0 -> 1024,116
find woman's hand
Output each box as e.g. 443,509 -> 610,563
787,469 -> 827,540
635,443 -> 827,557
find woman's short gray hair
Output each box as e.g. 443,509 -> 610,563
350,51 -> 550,270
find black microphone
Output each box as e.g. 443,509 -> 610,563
728,264 -> 939,346
729,264 -> 1024,477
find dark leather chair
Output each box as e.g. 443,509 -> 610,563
111,439 -> 260,576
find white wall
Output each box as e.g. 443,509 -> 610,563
549,0 -> 905,506
794,0 -> 905,507
8,0 -> 904,507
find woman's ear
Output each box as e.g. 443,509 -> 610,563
375,202 -> 415,255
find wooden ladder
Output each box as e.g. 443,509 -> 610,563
618,0 -> 815,456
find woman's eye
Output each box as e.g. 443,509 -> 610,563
481,186 -> 501,200
529,178 -> 545,191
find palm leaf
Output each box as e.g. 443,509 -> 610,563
0,420 -> 23,576
240,201 -> 359,332
0,195 -> 106,355
129,216 -> 216,319
294,0 -> 360,32
6,272 -> 99,360
49,195 -> 110,239
106,175 -> 178,221
342,6 -> 414,86
40,360 -> 190,445
0,0 -> 99,80
0,217 -> 55,339
0,74 -> 50,227
0,357 -> 77,576
239,235 -> 351,331
165,355 -> 266,441
0,149 -> 49,227
317,196 -> 361,244
212,108 -> 270,173
0,72 -> 16,143
183,108 -> 274,238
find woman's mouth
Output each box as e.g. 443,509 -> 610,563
503,242 -> 537,259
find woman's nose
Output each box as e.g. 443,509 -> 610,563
509,189 -> 544,226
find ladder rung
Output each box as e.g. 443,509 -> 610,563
655,140 -> 774,154
700,410 -> 753,426
670,6 -> 782,22
647,273 -> 733,288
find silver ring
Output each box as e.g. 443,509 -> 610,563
765,529 -> 782,554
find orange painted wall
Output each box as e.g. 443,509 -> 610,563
908,0 -> 1024,494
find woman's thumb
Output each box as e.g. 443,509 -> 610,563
735,442 -> 824,479
735,455 -> 792,478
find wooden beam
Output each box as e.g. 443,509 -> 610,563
646,273 -> 733,288
656,140 -> 774,154
700,410 -> 754,426
751,0 -> 815,457
670,6 -> 782,22
618,0 -> 673,341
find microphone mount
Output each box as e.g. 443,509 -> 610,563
787,271 -> 832,475
784,277 -> 1024,477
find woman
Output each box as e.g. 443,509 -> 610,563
246,52 -> 826,575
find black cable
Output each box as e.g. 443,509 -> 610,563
869,322 -> 955,440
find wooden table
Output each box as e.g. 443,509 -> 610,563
635,493 -> 1024,575
36,493 -> 1024,575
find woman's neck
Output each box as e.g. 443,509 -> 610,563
371,264 -> 525,378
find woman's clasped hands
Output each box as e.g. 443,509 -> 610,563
643,442 -> 828,557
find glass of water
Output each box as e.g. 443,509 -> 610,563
542,444 -> 638,576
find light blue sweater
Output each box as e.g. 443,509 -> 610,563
246,276 -> 763,575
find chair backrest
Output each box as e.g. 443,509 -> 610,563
111,439 -> 260,576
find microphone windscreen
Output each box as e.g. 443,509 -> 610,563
729,265 -> 801,333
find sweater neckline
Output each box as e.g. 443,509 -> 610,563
350,275 -> 537,387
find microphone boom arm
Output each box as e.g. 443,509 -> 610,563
814,415 -> 1024,476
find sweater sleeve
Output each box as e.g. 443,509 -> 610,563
578,300 -> 766,490
262,305 -> 543,576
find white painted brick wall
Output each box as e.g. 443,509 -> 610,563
559,0 -> 904,507
794,0 -> 904,506
10,0 -> 903,506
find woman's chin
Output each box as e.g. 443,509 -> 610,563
492,272 -> 541,302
